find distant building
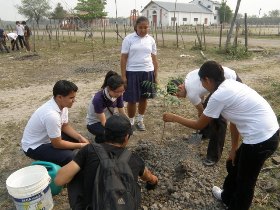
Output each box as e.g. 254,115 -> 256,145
141,0 -> 221,27
189,0 -> 221,23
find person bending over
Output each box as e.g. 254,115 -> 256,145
86,71 -> 126,143
163,60 -> 279,210
167,64 -> 242,166
55,114 -> 158,209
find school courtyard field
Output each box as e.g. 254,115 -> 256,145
0,33 -> 279,209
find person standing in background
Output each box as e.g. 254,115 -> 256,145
15,21 -> 25,49
120,16 -> 159,131
22,21 -> 31,52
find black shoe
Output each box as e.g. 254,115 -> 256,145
203,158 -> 216,166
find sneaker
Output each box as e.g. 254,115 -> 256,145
203,158 -> 216,166
135,121 -> 146,131
212,186 -> 222,201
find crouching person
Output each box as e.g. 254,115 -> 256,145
55,114 -> 158,210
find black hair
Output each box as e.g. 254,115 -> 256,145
105,133 -> 126,144
16,21 -> 20,24
22,21 -> 26,25
198,60 -> 225,90
104,114 -> 132,144
53,80 -> 78,97
101,70 -> 124,90
134,16 -> 149,32
166,78 -> 184,95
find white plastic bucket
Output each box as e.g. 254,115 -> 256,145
6,165 -> 54,210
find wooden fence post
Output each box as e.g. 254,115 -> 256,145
203,24 -> 206,50
244,13 -> 248,52
219,24 -> 222,49
160,23 -> 164,47
176,23 -> 178,48
155,22 -> 158,46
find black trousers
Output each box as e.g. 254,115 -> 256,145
221,130 -> 279,210
87,122 -> 105,143
17,35 -> 26,48
200,94 -> 227,162
11,39 -> 19,50
25,132 -> 78,166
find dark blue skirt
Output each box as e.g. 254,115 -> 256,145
123,71 -> 156,103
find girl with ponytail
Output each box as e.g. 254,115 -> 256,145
86,71 -> 127,143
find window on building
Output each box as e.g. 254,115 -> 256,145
207,5 -> 211,8
194,18 -> 198,22
215,6 -> 219,10
171,17 -> 177,21
214,16 -> 216,20
183,18 -> 187,21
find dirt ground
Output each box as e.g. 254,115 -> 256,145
0,35 -> 280,210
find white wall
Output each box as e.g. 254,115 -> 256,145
190,0 -> 221,24
141,2 -> 217,27
167,11 -> 214,26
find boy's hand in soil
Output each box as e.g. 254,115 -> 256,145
145,175 -> 158,191
145,181 -> 158,191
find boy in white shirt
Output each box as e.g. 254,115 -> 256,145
7,32 -> 19,51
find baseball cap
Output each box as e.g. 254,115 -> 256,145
105,114 -> 133,138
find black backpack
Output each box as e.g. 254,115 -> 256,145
91,143 -> 141,210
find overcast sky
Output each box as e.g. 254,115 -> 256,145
1,0 -> 280,21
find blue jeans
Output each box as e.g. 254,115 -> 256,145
221,130 -> 279,210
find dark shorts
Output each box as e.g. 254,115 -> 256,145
123,71 -> 156,103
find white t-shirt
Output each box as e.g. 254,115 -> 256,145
185,67 -> 237,105
203,79 -> 279,144
21,98 -> 69,152
16,24 -> 25,36
7,33 -> 18,40
121,32 -> 157,72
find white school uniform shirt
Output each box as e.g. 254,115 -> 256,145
21,97 -> 68,152
203,79 -> 279,144
16,24 -> 25,36
185,67 -> 237,106
121,32 -> 157,72
7,33 -> 18,40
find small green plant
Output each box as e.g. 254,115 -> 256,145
142,77 -> 184,107
142,77 -> 184,140
225,45 -> 252,60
